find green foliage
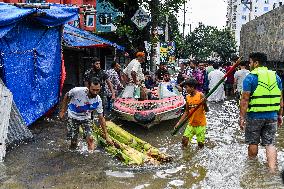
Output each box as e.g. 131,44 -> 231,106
116,24 -> 133,37
183,24 -> 237,61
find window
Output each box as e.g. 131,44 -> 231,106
255,7 -> 258,12
233,5 -> 237,12
264,0 -> 269,4
84,15 -> 94,27
232,24 -> 236,29
98,13 -> 112,25
241,15 -> 246,20
242,6 -> 247,12
264,7 -> 269,11
233,15 -> 236,21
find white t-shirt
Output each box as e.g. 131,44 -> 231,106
123,58 -> 145,83
67,87 -> 103,120
234,69 -> 250,92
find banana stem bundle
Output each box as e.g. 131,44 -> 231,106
94,121 -> 172,165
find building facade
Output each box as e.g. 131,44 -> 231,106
0,0 -> 96,32
226,0 -> 284,48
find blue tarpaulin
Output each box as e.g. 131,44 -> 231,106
0,3 -> 78,125
63,24 -> 125,51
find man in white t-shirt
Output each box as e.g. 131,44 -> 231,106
123,52 -> 147,100
234,61 -> 250,98
123,52 -> 145,84
59,77 -> 113,152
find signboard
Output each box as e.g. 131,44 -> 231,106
96,0 -> 124,32
159,42 -> 176,64
131,7 -> 151,30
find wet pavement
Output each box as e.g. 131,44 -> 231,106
1,99 -> 284,189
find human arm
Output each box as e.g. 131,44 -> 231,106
174,101 -> 189,129
59,93 -> 71,119
131,71 -> 139,85
106,78 -> 115,99
201,93 -> 209,112
239,91 -> 250,130
98,113 -> 113,145
233,72 -> 238,94
277,92 -> 283,128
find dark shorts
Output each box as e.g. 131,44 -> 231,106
225,83 -> 233,90
67,118 -> 93,141
245,118 -> 277,146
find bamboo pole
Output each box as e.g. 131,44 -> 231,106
171,57 -> 242,136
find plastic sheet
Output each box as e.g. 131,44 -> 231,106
0,3 -> 78,125
63,24 -> 125,51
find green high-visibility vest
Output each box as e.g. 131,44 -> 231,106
248,67 -> 281,112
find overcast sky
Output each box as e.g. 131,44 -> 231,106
177,0 -> 228,35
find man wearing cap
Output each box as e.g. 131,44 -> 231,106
123,52 -> 147,100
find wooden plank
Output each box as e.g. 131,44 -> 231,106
0,83 -> 12,162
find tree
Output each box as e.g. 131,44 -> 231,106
211,28 -> 237,62
184,24 -> 237,61
108,0 -> 187,70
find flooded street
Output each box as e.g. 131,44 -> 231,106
1,99 -> 284,189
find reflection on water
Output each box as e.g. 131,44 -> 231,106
1,99 -> 284,188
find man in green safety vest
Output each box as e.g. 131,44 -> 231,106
239,52 -> 283,173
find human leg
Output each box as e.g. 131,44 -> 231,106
182,136 -> 189,147
81,119 -> 96,151
262,120 -> 278,172
245,119 -> 262,158
248,144 -> 258,158
266,145 -> 277,173
183,125 -> 194,147
67,118 -> 80,150
195,126 -> 206,149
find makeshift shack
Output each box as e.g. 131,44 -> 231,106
0,3 -> 78,126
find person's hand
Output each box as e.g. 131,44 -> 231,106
173,123 -> 179,130
59,111 -> 65,120
277,115 -> 283,128
239,117 -> 245,131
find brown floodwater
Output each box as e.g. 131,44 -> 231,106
1,99 -> 284,189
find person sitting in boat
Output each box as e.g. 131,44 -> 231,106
155,62 -> 168,82
144,71 -> 156,89
173,78 -> 209,149
59,77 -> 113,152
123,52 -> 148,100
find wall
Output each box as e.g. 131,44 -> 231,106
239,5 -> 284,62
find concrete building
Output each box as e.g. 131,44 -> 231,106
0,0 -> 96,32
226,0 -> 284,49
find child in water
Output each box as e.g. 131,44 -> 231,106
174,78 -> 209,148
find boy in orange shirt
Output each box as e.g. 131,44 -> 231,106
174,78 -> 209,148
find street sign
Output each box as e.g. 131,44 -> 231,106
131,7 -> 151,30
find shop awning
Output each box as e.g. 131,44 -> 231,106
63,24 -> 125,51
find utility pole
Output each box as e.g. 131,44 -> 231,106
165,15 -> 169,42
241,0 -> 252,21
182,1 -> 186,38
149,0 -> 159,72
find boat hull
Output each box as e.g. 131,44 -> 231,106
113,106 -> 183,128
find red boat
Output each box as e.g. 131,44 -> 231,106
113,83 -> 185,128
